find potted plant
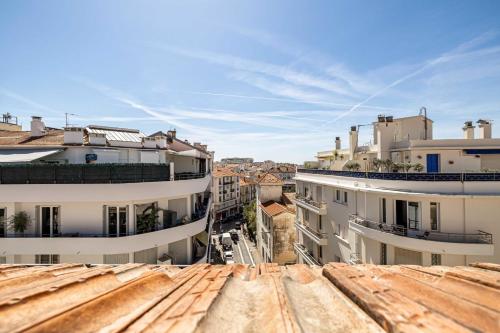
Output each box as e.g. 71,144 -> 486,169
403,163 -> 413,173
383,159 -> 393,172
136,205 -> 159,233
413,163 -> 424,173
8,211 -> 32,235
345,161 -> 361,171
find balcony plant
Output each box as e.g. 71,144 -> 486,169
8,211 -> 32,234
382,159 -> 394,172
345,161 -> 361,171
372,158 -> 382,172
136,205 -> 159,233
413,163 -> 424,172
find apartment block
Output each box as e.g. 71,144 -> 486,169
0,116 -> 213,265
295,114 -> 498,266
212,168 -> 240,221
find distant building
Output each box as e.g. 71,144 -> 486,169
220,157 -> 253,164
239,176 -> 256,209
212,168 -> 240,221
256,173 -> 296,264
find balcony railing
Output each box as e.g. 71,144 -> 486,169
293,243 -> 320,265
0,163 -> 170,184
297,168 -> 500,182
295,193 -> 326,209
349,253 -> 362,265
295,220 -> 327,245
2,198 -> 211,239
174,172 -> 207,181
349,214 -> 493,244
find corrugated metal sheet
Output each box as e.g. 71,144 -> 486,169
0,263 -> 498,332
87,126 -> 144,143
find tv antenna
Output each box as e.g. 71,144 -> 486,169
65,113 -> 78,127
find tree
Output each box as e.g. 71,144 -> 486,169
372,158 -> 382,172
345,161 -> 361,171
383,159 -> 394,172
243,200 -> 257,240
8,211 -> 31,234
403,163 -> 413,173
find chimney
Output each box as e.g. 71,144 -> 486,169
335,136 -> 341,150
477,119 -> 492,139
88,133 -> 107,146
63,127 -> 84,145
167,129 -> 176,139
30,116 -> 46,137
349,126 -> 358,158
463,121 -> 475,139
155,135 -> 167,149
142,136 -> 157,149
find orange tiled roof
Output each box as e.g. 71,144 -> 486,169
213,168 -> 240,178
0,262 -> 498,332
260,201 -> 288,216
256,172 -> 283,185
0,129 -> 64,146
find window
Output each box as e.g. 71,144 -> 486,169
336,190 -> 340,202
40,206 -> 60,237
344,192 -> 348,204
335,223 -> 341,236
318,245 -> 323,259
380,198 -> 387,223
36,254 -> 59,264
430,202 -> 440,231
0,208 -> 5,237
107,206 -> 128,237
431,253 -> 441,265
318,217 -> 322,231
407,202 -> 420,230
381,243 -> 387,265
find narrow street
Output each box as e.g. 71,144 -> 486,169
210,218 -> 258,266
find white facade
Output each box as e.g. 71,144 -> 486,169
0,120 -> 213,265
296,114 -> 499,267
212,170 -> 240,221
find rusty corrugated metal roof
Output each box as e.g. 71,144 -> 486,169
0,262 -> 498,333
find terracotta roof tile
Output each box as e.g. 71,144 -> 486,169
213,168 -> 240,178
0,129 -> 64,146
0,262 -> 498,332
256,172 -> 284,185
260,201 -> 288,216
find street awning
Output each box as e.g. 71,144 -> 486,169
0,149 -> 63,163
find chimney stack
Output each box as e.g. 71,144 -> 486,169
463,121 -> 475,139
477,119 -> 492,139
167,129 -> 176,139
30,116 -> 46,137
63,127 -> 84,145
349,126 -> 358,159
335,136 -> 341,150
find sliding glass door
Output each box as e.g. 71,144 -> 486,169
41,207 -> 60,237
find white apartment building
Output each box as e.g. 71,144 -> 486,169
0,116 -> 213,265
295,114 -> 498,266
212,168 -> 240,221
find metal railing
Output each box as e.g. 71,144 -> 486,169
295,193 -> 326,209
174,172 -> 207,181
297,168 -> 500,182
2,198 -> 211,239
0,163 -> 170,184
293,243 -> 320,265
349,214 -> 493,244
295,220 -> 327,240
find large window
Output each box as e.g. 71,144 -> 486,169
431,253 -> 441,265
430,202 -> 440,231
107,206 -> 128,237
40,207 -> 60,237
381,243 -> 387,265
407,202 -> 420,230
36,254 -> 60,264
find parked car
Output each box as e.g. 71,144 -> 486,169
224,251 -> 235,264
235,221 -> 241,230
230,231 -> 239,242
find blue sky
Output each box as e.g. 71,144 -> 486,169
1,1 -> 500,163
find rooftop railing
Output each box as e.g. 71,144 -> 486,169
295,220 -> 327,240
295,193 -> 326,209
349,214 -> 493,244
297,168 -> 500,182
0,163 -> 170,184
0,164 -> 209,184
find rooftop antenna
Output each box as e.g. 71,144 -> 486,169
419,107 -> 428,139
65,113 -> 78,127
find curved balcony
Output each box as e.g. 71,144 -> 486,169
0,168 -> 211,203
295,221 -> 328,245
0,198 -> 212,256
349,215 -> 493,256
294,194 -> 327,215
294,243 -> 320,265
